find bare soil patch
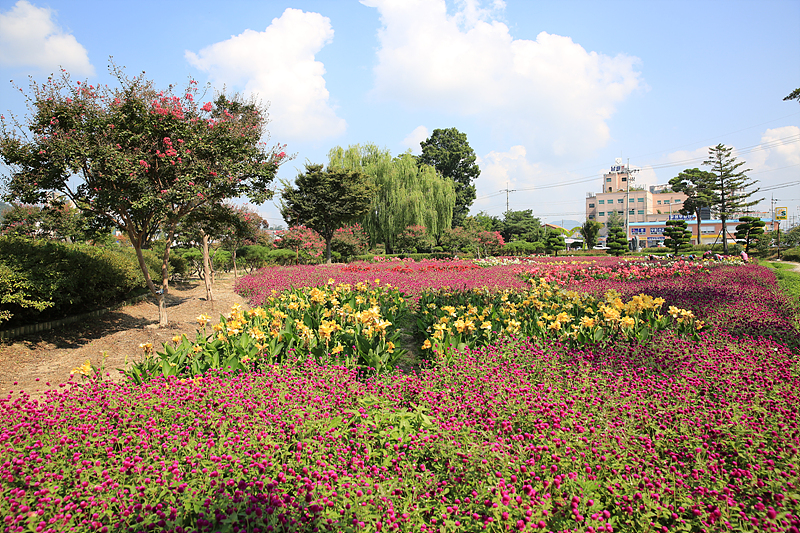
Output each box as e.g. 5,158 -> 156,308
0,275 -> 249,401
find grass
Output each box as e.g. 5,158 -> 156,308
760,260 -> 800,332
761,260 -> 800,303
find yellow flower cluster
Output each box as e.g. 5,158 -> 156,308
191,281 -> 405,362
419,279 -> 702,351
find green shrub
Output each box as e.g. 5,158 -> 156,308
351,252 -> 455,262
780,246 -> 800,263
212,249 -> 232,272
266,248 -> 299,266
0,236 -> 153,327
0,263 -> 54,325
502,241 -> 542,256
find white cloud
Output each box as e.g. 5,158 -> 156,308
632,165 -> 659,189
363,0 -> 643,160
473,145 -> 545,213
400,125 -> 429,153
0,0 -> 93,75
662,129 -> 800,186
186,8 -> 346,142
748,126 -> 800,169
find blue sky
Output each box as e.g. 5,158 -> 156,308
1,0 -> 799,229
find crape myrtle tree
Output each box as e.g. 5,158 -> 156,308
280,163 -> 374,264
417,128 -> 479,228
663,219 -> 692,255
735,215 -> 765,253
396,225 -> 435,254
0,197 -> 97,242
175,202 -> 252,301
273,226 -> 325,264
219,205 -> 269,278
702,144 -> 761,254
331,224 -> 370,261
668,168 -> 717,245
329,145 -> 455,252
0,65 -> 288,326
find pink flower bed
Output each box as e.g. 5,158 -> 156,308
2,259 -> 798,532
2,331 -> 797,532
235,260 -> 530,306
567,264 -> 800,348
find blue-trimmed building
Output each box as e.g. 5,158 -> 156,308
585,162 -> 777,248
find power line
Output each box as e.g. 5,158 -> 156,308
474,133 -> 800,199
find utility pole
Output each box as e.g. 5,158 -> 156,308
501,182 -> 516,213
625,158 -> 640,249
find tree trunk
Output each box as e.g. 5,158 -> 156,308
202,230 -> 213,302
719,171 -> 728,254
233,249 -> 238,279
326,237 -> 332,264
157,293 -> 167,326
129,224 -> 171,327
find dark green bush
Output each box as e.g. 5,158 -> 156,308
0,237 -> 154,327
267,248 -> 302,265
168,250 -> 189,279
212,249 -> 232,272
351,252 -> 456,262
502,241 -> 542,256
781,246 -> 800,263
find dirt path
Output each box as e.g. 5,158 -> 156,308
0,275 -> 249,401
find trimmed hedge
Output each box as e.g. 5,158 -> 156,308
0,237 -> 160,328
352,252 -> 457,262
502,241 -> 544,256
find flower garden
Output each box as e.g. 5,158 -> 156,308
2,257 -> 799,533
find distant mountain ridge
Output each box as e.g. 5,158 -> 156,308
543,218 -> 582,231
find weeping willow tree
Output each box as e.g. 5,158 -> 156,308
328,144 -> 455,252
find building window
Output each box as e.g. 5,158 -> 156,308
629,198 -> 635,203
621,177 -> 627,182
588,203 -> 595,208
657,200 -> 662,205
606,178 -> 612,182
637,210 -> 644,215
599,199 -> 604,204
617,199 -> 624,203
589,215 -> 595,219
637,197 -> 644,202
599,212 -> 605,216
629,209 -> 635,215
674,199 -> 681,203
664,199 -> 670,204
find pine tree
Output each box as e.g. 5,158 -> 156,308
663,220 -> 692,254
735,216 -> 765,253
703,144 -> 761,253
668,168 -> 717,245
607,226 -> 628,256
545,229 -> 566,257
